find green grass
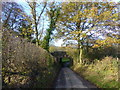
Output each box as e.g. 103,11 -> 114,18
62,57 -> 70,62
72,56 -> 119,88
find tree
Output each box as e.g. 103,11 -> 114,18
18,21 -> 34,42
41,3 -> 60,51
93,37 -> 120,48
2,2 -> 27,31
56,2 -> 118,64
27,1 -> 47,46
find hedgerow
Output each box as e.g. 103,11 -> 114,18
2,30 -> 60,88
72,56 -> 119,88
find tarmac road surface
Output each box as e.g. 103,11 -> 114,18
54,67 -> 98,89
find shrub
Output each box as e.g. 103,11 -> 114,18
2,30 -> 60,88
72,56 -> 119,88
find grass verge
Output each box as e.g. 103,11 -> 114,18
72,56 -> 119,88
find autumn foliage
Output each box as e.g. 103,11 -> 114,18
2,30 -> 60,88
73,56 -> 119,88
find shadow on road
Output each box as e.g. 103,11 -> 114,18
54,67 -> 99,90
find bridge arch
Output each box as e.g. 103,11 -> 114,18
51,51 -> 73,67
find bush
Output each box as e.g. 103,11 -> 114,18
72,56 -> 119,88
2,30 -> 60,88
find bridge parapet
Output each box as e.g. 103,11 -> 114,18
51,51 -> 73,66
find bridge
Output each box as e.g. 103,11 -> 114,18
51,51 -> 73,67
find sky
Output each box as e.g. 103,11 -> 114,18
54,39 -> 64,46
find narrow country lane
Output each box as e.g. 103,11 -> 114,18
54,67 -> 98,89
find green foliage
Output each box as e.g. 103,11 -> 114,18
63,43 -> 119,64
18,24 -> 34,42
62,57 -> 70,63
49,46 -> 66,52
41,4 -> 60,51
41,29 -> 51,51
64,47 -> 78,64
93,37 -> 120,48
86,45 -> 120,60
2,30 -> 60,88
72,56 -> 119,88
65,44 -> 119,88
56,2 -> 118,64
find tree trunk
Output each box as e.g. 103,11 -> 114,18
77,40 -> 80,63
79,46 -> 83,64
77,40 -> 83,64
35,15 -> 39,46
86,36 -> 89,53
76,20 -> 81,63
35,27 -> 39,46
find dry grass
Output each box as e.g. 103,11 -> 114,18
72,56 -> 119,88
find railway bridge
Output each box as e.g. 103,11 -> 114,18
51,51 -> 73,67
